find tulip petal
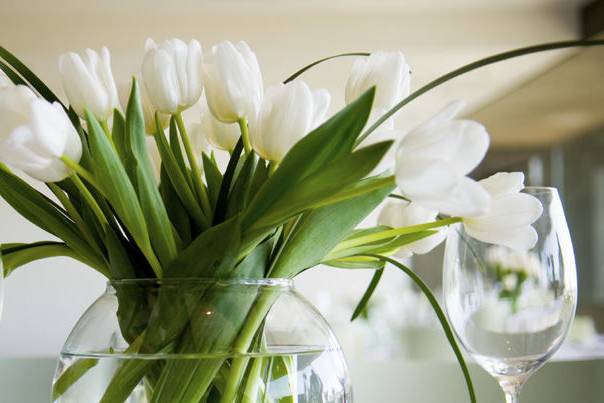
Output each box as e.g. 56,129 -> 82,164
464,193 -> 543,231
465,224 -> 539,251
450,120 -> 489,175
415,176 -> 491,217
479,172 -> 525,197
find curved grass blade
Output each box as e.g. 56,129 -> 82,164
351,267 -> 384,321
283,52 -> 369,83
360,253 -> 477,403
357,39 -> 604,144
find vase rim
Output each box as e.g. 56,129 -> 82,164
108,277 -> 293,288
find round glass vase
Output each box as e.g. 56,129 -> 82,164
52,278 -> 352,403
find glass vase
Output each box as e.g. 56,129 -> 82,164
52,278 -> 352,402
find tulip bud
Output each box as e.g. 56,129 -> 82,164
58,47 -> 119,120
250,80 -> 330,162
395,100 -> 490,217
378,199 -> 446,258
0,86 -> 82,182
202,41 -> 263,123
345,51 -> 411,130
464,172 -> 543,251
200,100 -> 240,152
118,75 -> 169,135
186,121 -> 211,167
142,38 -> 203,114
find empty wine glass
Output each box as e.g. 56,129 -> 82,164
443,187 -> 577,403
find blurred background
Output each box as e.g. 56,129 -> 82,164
1,0 -> 603,401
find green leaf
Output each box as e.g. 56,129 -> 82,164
360,254 -> 477,403
85,109 -> 162,277
350,268 -> 384,321
226,152 -> 257,219
1,242 -> 81,277
125,79 -> 178,267
52,358 -> 99,401
0,166 -> 107,273
242,87 -> 375,230
160,167 -> 191,246
0,46 -> 65,106
323,256 -> 384,269
169,117 -> 192,186
213,138 -> 244,224
252,141 -> 391,230
202,153 -> 223,210
164,216 -> 241,278
268,173 -> 394,278
153,117 -> 208,230
324,230 -> 437,261
0,59 -> 27,85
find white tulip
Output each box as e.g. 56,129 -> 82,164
250,80 -> 330,162
200,100 -> 241,151
118,75 -> 169,135
464,172 -> 543,251
0,85 -> 82,182
58,47 -> 119,120
0,71 -> 13,88
395,100 -> 490,217
345,51 -> 411,130
186,121 -> 211,166
378,199 -> 446,258
202,41 -> 263,123
142,38 -> 203,114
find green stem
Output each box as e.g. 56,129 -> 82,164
356,39 -> 604,145
69,174 -> 109,231
100,120 -> 111,138
60,156 -> 105,197
174,112 -> 213,220
360,254 -> 476,403
219,291 -> 279,403
267,162 -> 279,176
333,217 -> 462,252
238,117 -> 253,154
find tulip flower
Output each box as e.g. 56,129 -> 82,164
395,100 -> 490,217
58,47 -> 119,121
464,172 -> 543,251
0,86 -> 82,182
250,80 -> 330,162
118,75 -> 169,135
201,41 -> 263,123
378,199 -> 446,258
186,121 -> 211,166
345,50 -> 411,130
0,71 -> 12,88
142,38 -> 203,114
200,100 -> 241,151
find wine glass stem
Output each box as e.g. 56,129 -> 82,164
501,381 -> 523,403
505,391 -> 519,403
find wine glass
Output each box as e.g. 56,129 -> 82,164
443,187 -> 577,403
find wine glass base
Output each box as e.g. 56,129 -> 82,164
475,354 -> 547,387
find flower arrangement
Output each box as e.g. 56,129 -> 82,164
0,39 -> 601,402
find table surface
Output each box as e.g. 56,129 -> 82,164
0,357 -> 602,402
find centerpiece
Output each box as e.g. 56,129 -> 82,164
0,38 -> 601,403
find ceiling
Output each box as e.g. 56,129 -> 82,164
0,0 -> 593,144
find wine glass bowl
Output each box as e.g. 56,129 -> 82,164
443,187 -> 577,402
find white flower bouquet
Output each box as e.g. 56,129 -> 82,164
0,39 -> 601,402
